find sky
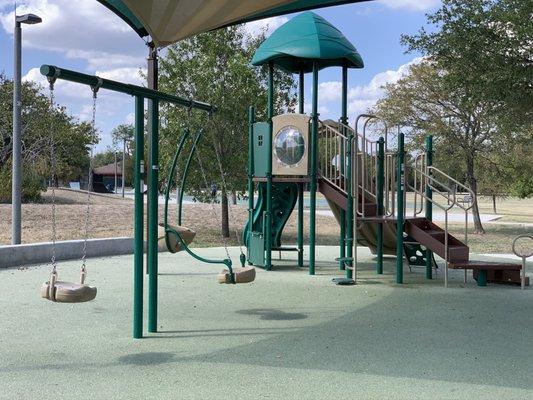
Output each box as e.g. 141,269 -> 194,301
0,0 -> 440,152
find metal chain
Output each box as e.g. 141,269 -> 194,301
80,87 -> 98,277
193,130 -> 232,262
207,115 -> 245,256
48,79 -> 57,274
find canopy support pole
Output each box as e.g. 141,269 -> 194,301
309,61 -> 318,275
297,70 -> 305,268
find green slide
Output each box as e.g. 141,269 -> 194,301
243,182 -> 298,248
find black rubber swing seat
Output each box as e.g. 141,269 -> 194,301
41,281 -> 97,303
217,267 -> 256,284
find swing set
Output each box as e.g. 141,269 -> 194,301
38,65 -> 254,336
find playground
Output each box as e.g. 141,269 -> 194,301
1,1 -> 532,399
3,247 -> 532,400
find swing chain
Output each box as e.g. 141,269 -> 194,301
80,82 -> 100,277
194,130 -> 233,262
207,114 -> 246,262
48,83 -> 57,274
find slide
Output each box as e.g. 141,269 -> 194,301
243,182 -> 298,248
326,199 -> 397,255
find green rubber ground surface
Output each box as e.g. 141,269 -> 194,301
1,246 -> 532,400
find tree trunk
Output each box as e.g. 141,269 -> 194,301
492,194 -> 497,214
231,191 -> 237,205
221,188 -> 230,238
466,156 -> 485,234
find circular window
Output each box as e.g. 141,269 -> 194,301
274,125 -> 305,167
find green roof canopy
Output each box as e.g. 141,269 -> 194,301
251,12 -> 363,73
96,0 -> 371,47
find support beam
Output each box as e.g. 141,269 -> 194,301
247,106 -> 255,264
297,183 -> 304,268
147,100 -> 159,332
396,132 -> 405,284
376,137 -> 385,274
309,61 -> 319,275
40,65 -> 215,112
133,96 -> 144,339
298,70 -> 305,114
297,69 -> 305,268
425,135 -> 434,279
339,65 -> 348,270
265,62 -> 274,270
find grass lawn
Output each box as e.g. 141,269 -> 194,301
0,188 -> 531,254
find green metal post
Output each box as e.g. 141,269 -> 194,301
396,132 -> 405,284
345,120 -> 354,280
265,62 -> 274,271
133,96 -> 144,339
339,65 -> 348,270
298,70 -> 305,114
148,99 -> 159,332
425,135 -> 433,279
297,183 -> 304,268
297,70 -> 304,268
247,106 -> 255,263
309,61 -> 319,275
376,137 -> 385,274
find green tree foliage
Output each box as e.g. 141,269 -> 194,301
375,0 -> 532,233
402,0 -> 532,131
374,61 -> 523,233
158,26 -> 296,236
0,74 -> 97,202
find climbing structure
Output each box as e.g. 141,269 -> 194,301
244,12 -> 527,287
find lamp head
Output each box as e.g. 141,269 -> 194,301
16,14 -> 42,25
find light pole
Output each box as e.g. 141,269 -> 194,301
122,138 -> 127,197
12,13 -> 42,245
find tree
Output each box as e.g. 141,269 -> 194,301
158,26 -> 297,236
373,61 -> 522,233
402,0 -> 532,132
111,123 -> 134,188
0,74 -> 97,201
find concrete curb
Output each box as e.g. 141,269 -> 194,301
0,237 -> 134,269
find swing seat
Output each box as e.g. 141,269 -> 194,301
41,280 -> 97,303
158,224 -> 196,253
217,267 -> 256,284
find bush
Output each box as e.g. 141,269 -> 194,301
0,164 -> 45,203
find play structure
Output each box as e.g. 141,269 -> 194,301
241,12 -> 528,288
32,3 -> 529,341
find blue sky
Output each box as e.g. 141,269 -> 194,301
0,0 -> 440,152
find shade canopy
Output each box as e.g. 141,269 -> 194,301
251,12 -> 363,73
97,0 -> 371,47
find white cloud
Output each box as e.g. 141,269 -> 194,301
347,57 -> 423,120
0,0 -> 145,70
318,81 -> 343,103
378,0 -> 440,11
244,16 -> 289,37
124,112 -> 135,125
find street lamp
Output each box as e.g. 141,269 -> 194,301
12,13 -> 42,245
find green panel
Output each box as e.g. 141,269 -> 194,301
243,182 -> 298,264
249,232 -> 265,267
251,12 -> 364,73
253,122 -> 270,177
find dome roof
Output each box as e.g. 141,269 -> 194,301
251,12 -> 364,73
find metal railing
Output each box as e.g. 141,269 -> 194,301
317,115 -> 478,287
317,121 -> 350,195
407,156 -> 476,287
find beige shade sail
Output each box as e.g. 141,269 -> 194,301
97,0 -> 370,47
